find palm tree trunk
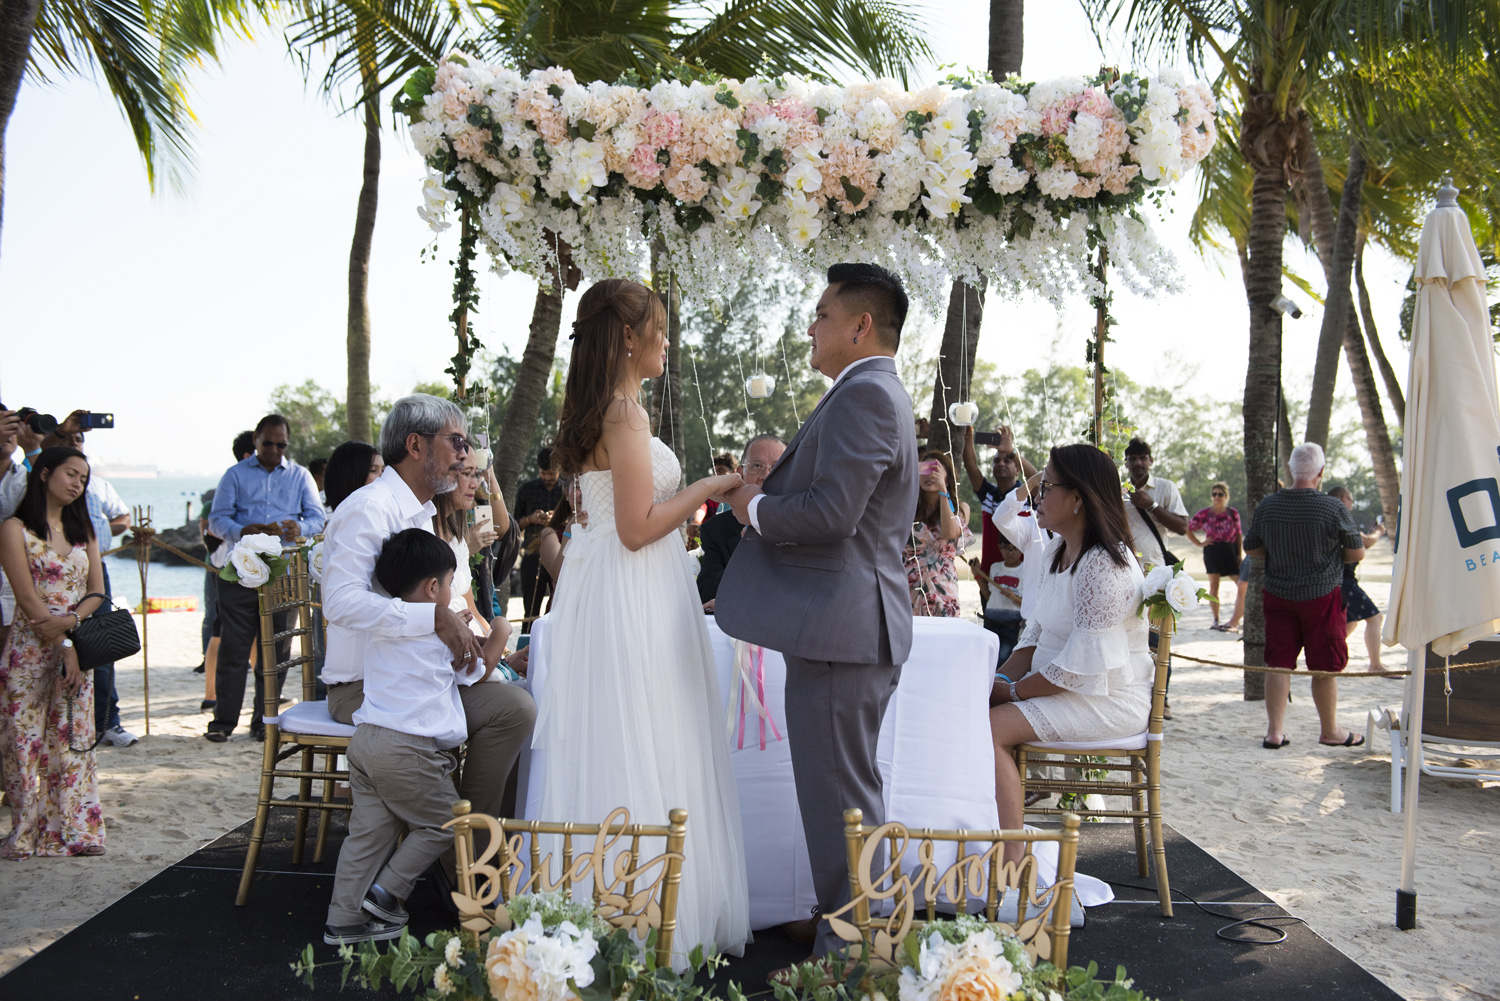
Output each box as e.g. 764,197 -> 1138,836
1342,302 -> 1401,519
1356,236 -> 1405,426
495,236 -> 576,499
0,0 -> 43,256
344,42 -> 379,443
925,0 -> 1021,459
1242,162 -> 1291,701
1302,135 -> 1367,448
924,279 -> 984,457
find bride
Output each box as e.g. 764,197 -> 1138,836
534,277 -> 751,962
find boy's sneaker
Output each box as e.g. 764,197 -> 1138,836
361,883 -> 408,925
103,726 -> 139,747
324,917 -> 405,945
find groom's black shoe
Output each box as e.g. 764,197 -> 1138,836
782,907 -> 819,946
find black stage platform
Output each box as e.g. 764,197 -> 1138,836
0,813 -> 1401,1001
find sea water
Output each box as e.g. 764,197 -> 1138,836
101,475 -> 223,614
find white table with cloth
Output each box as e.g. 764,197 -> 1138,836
517,614 -> 1017,929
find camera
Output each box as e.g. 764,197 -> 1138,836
1270,294 -> 1303,319
0,404 -> 58,435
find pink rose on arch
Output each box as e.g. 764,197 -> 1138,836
641,109 -> 682,148
628,144 -> 666,183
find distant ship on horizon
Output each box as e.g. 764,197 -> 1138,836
94,464 -> 158,479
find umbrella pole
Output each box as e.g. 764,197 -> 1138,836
1396,644 -> 1425,929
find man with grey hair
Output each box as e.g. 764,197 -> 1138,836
1243,442 -> 1366,749
698,434 -> 786,607
322,395 -> 536,915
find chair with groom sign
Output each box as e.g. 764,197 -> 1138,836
235,542 -> 356,905
1013,614 -> 1174,917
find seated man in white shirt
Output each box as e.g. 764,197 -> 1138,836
325,529 -> 509,944
322,395 -> 536,864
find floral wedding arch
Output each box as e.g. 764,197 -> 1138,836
398,57 -> 1216,434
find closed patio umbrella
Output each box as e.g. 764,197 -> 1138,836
1382,179 -> 1500,929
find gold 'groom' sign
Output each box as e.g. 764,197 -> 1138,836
825,811 -> 1081,971
443,801 -> 688,967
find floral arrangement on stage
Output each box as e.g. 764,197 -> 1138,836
772,917 -> 1156,1001
1139,562 -> 1210,622
218,533 -> 290,588
293,890 -> 732,1001
397,59 -> 1216,310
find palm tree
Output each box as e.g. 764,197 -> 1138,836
286,0 -> 468,442
0,0 -> 258,257
924,0 -> 1024,461
1088,0 -> 1493,690
469,0 -> 933,499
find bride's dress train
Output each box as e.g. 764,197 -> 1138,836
533,437 -> 751,962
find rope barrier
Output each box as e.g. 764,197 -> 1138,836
101,533 -> 212,571
1170,650 -> 1500,678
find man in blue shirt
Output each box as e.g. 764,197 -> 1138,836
205,414 -> 325,741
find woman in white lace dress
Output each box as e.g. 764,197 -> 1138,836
987,444 -> 1151,861
536,278 -> 750,964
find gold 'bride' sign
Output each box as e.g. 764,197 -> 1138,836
443,801 -> 687,968
824,810 -> 1081,971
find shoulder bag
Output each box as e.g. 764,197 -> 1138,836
68,592 -> 142,671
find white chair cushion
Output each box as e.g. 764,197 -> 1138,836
1026,732 -> 1149,752
265,700 -> 356,738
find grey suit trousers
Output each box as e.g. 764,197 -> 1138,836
782,654 -> 901,955
327,723 -> 457,926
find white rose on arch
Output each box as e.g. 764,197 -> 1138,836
229,547 -> 272,588
1163,574 -> 1197,613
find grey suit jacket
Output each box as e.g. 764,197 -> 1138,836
716,356 -> 918,665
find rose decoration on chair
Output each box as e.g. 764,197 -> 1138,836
306,541 -> 326,583
218,533 -> 290,588
896,920 -> 1026,1001
1138,560 -> 1209,622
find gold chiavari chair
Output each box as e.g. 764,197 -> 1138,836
235,545 -> 356,905
828,809 -> 1081,971
444,801 -> 687,969
1015,615 -> 1174,917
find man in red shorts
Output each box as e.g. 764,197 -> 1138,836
1243,442 -> 1366,750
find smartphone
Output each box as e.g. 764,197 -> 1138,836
81,412 -> 114,429
472,503 -> 493,528
972,432 -> 1005,447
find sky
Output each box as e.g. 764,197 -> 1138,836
0,0 -> 1417,475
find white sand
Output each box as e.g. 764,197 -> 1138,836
2,560 -> 1496,999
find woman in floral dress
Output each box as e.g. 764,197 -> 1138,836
904,452 -> 974,617
0,447 -> 107,859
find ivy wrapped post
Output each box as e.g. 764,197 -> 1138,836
448,208 -> 482,403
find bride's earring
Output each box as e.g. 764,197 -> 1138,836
1074,503 -> 1080,514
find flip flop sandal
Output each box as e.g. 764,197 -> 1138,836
1262,736 -> 1290,749
1320,732 -> 1366,748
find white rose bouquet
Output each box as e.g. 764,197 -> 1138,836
219,533 -> 291,589
1138,560 -> 1210,623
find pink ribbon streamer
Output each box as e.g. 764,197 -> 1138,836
737,645 -> 784,751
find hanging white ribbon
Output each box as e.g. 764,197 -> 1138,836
725,640 -> 784,751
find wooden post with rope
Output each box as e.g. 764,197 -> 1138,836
131,505 -> 153,735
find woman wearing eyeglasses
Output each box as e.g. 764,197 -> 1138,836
903,451 -> 973,617
1186,481 -> 1242,630
986,444 -> 1152,863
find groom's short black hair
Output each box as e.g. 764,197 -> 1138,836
827,263 -> 908,350
376,528 -> 457,599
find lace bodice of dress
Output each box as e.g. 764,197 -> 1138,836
1018,538 -> 1147,696
580,437 -> 682,534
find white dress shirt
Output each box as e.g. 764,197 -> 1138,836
747,354 -> 889,533
1122,473 -> 1187,567
354,631 -> 483,747
321,467 -> 440,685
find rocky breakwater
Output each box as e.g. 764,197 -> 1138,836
108,524 -> 209,567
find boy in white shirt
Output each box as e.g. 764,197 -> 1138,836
325,529 -> 510,944
984,534 -> 1026,670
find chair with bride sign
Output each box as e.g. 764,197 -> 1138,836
444,801 -> 688,969
235,542 -> 356,905
1013,615 -> 1174,917
828,809 -> 1081,971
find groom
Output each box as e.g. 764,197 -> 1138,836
717,262 -> 918,956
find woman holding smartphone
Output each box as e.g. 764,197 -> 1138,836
904,451 -> 973,617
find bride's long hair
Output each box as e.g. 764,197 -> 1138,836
553,278 -> 666,474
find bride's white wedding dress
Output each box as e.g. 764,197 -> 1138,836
533,437 -> 750,962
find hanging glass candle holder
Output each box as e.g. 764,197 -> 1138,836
745,369 -> 776,399
947,400 -> 979,427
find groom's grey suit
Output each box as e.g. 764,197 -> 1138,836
715,355 -> 917,952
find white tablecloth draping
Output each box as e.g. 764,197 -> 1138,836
518,614 -> 1034,929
